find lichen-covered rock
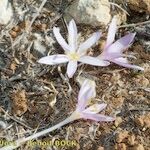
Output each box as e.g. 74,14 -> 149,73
0,0 -> 13,24
65,0 -> 111,27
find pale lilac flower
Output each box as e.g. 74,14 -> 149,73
98,17 -> 144,71
0,80 -> 115,150
1,80 -> 114,150
38,19 -> 109,78
73,80 -> 115,122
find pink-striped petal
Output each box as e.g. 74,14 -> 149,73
79,56 -> 110,66
83,103 -> 107,114
78,32 -> 101,55
38,55 -> 69,65
105,17 -> 117,49
106,33 -> 136,54
81,113 -> 115,122
67,61 -> 78,78
68,19 -> 78,52
53,27 -> 71,52
112,57 -> 144,70
77,80 -> 95,111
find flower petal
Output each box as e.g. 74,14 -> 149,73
78,32 -> 101,55
68,19 -> 78,52
112,57 -> 144,70
83,103 -> 107,114
53,27 -> 71,52
99,52 -> 122,61
79,56 -> 110,66
77,80 -> 96,111
38,55 -> 69,65
81,113 -> 115,122
106,33 -> 136,54
114,57 -> 128,63
105,16 -> 117,49
67,61 -> 78,78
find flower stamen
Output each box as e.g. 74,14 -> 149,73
91,105 -> 99,112
67,52 -> 80,61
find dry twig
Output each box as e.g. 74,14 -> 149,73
119,20 -> 150,28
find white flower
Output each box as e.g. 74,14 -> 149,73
74,80 -> 115,122
38,19 -> 109,78
98,17 -> 144,71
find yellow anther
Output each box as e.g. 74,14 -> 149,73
92,105 -> 98,112
71,111 -> 81,120
67,52 -> 80,61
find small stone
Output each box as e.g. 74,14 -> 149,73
132,144 -> 145,150
11,90 -> 28,116
135,113 -> 150,128
135,76 -> 149,87
116,131 -> 129,143
10,62 -> 17,73
142,113 -> 150,128
50,12 -> 55,17
115,143 -> 127,150
141,63 -> 150,73
111,73 -> 121,83
97,146 -> 104,150
114,117 -> 123,127
111,96 -> 124,109
127,134 -> 136,146
135,117 -> 144,127
65,0 -> 111,27
41,23 -> 47,30
13,26 -> 21,32
9,30 -> 17,38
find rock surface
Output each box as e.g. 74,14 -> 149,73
0,0 -> 13,24
65,0 -> 111,26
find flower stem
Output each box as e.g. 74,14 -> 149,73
0,113 -> 78,150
